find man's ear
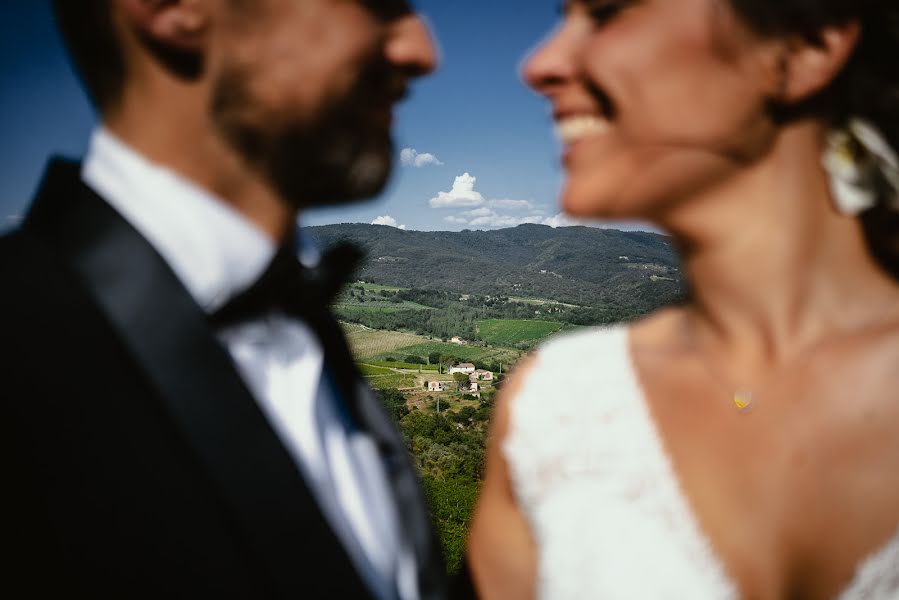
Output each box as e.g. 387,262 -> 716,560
117,0 -> 209,53
778,21 -> 861,105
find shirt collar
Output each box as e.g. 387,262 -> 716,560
81,127 -> 278,313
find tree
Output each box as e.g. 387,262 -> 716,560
452,406 -> 476,424
428,352 -> 441,365
453,372 -> 470,389
377,388 -> 409,422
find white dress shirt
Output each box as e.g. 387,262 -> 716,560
82,128 -> 417,600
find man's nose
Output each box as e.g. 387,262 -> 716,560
385,13 -> 439,77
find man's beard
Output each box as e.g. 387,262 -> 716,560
210,58 -> 402,210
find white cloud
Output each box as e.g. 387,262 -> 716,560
463,207 -> 493,218
424,171 -> 611,230
371,215 -> 407,230
487,199 -> 534,211
542,213 -> 580,228
444,209 -> 597,230
415,153 -> 443,168
429,173 -> 537,213
400,147 -> 443,168
400,148 -> 416,165
4,214 -> 22,227
429,173 -> 485,208
468,212 -> 544,228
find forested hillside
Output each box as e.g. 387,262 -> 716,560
306,223 -> 685,314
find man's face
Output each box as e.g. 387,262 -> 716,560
208,0 -> 436,209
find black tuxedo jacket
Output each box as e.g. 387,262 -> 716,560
1,160 -> 447,599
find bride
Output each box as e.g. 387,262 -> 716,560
468,1 -> 899,598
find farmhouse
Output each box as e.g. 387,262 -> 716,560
428,381 -> 451,392
449,363 -> 476,375
471,369 -> 493,382
449,336 -> 466,345
462,381 -> 481,399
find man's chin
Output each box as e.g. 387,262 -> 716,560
343,151 -> 393,198
275,147 -> 393,210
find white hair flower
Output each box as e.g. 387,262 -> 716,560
823,118 -> 899,215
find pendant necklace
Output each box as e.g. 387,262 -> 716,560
680,314 -> 766,414
683,294 -> 899,414
684,316 -> 832,415
683,317 -> 788,415
681,302 -> 898,415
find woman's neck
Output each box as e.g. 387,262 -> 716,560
659,120 -> 899,369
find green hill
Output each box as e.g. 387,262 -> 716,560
306,223 -> 684,314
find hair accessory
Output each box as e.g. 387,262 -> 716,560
822,118 -> 899,215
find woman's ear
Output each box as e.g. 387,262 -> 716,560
117,0 -> 209,53
778,21 -> 861,105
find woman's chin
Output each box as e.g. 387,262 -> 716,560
560,179 -> 631,220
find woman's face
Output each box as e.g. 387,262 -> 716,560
525,0 -> 781,220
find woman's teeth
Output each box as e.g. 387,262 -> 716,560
554,115 -> 611,145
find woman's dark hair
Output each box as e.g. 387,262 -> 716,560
728,0 -> 899,278
51,0 -> 123,112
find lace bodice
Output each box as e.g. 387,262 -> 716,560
502,325 -> 899,600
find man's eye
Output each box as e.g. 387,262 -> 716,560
584,0 -> 632,25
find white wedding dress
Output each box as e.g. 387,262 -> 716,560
502,325 -> 899,600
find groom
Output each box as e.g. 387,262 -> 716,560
1,1 -> 445,598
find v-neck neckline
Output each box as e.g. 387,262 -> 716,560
616,324 -> 899,599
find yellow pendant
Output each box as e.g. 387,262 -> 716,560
733,389 -> 754,413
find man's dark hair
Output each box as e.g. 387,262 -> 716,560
51,0 -> 124,111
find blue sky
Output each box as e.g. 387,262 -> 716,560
0,1 -> 635,233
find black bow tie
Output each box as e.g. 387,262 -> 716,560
210,242 -> 363,329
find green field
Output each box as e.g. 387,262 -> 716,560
508,296 -> 583,308
364,372 -> 420,390
343,323 -> 526,371
476,319 -> 564,346
383,341 -> 522,367
341,325 -> 429,359
335,299 -> 432,312
364,360 -> 439,371
357,364 -> 395,376
353,282 -> 406,292
335,305 -> 409,314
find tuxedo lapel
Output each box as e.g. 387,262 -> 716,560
24,160 -> 371,599
307,311 -> 449,600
